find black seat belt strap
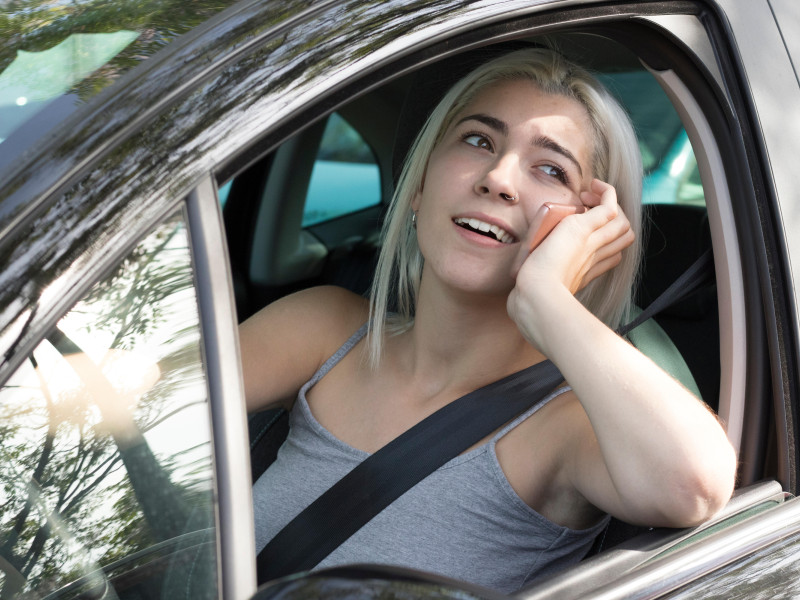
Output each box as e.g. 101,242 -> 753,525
257,248 -> 714,582
618,248 -> 714,337
259,358 -> 563,581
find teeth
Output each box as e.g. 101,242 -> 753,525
454,217 -> 515,244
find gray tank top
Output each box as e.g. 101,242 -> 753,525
253,324 -> 608,593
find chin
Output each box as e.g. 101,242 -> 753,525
442,270 -> 515,299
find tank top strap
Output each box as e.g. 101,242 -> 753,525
302,322 -> 369,391
490,384 -> 572,443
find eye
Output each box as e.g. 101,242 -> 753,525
537,164 -> 569,185
462,133 -> 493,151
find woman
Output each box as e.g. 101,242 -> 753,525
241,48 -> 737,592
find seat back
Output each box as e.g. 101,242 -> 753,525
638,203 -> 718,409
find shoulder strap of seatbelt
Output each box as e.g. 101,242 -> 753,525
256,248 -> 714,582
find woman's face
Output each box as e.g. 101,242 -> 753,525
413,78 -> 594,296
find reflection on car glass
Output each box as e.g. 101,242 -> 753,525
0,32 -> 138,144
0,0 -> 243,151
665,530 -> 800,599
0,213 -> 217,599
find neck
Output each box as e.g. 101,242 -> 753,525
394,275 -> 545,397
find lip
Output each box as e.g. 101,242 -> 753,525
451,212 -> 519,246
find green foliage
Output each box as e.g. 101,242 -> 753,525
0,0 -> 241,103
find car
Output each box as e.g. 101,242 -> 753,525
1,0 -> 800,598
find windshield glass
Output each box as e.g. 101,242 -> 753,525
0,0 -> 239,151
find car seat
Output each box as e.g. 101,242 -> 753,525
636,203 -> 718,409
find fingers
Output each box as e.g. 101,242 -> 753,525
574,180 -> 633,289
578,228 -> 635,290
512,179 -> 632,285
589,207 -> 633,252
580,178 -> 615,208
580,178 -> 619,219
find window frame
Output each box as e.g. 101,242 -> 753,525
187,176 -> 256,599
214,1 -> 782,488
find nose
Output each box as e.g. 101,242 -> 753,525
475,153 -> 519,204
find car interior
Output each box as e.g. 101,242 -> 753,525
218,26 -> 777,592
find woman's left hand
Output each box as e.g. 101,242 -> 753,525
510,179 -> 635,294
507,179 -> 634,355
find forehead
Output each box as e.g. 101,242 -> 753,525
460,78 -> 589,122
454,79 -> 594,166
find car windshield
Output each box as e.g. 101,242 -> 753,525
0,0 -> 239,163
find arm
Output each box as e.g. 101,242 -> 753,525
239,286 -> 369,413
508,180 -> 736,528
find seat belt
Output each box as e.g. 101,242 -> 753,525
257,249 -> 714,583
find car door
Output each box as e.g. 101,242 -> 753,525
211,0 -> 797,594
208,0 -> 797,595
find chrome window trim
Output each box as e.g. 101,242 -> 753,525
580,496 -> 800,600
188,175 -> 257,600
518,481 -> 786,599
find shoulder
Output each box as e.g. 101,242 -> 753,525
239,286 -> 369,411
242,286 -> 369,360
243,286 -> 368,341
274,285 -> 368,322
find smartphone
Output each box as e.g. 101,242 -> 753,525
528,202 -> 588,251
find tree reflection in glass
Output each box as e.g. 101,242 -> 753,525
0,211 -> 216,599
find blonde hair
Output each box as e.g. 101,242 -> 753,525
368,47 -> 643,365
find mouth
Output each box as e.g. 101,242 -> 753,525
453,217 -> 516,244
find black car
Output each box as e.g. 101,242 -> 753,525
1,0 -> 799,598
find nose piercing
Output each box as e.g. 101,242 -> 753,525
501,192 -> 517,201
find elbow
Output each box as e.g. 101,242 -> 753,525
658,446 -> 738,528
666,481 -> 733,529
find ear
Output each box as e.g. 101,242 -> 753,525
411,167 -> 427,211
411,190 -> 422,211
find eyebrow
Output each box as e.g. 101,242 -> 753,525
456,113 -> 584,177
456,113 -> 508,136
533,134 -> 584,177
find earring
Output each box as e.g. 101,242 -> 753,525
412,211 -> 417,229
